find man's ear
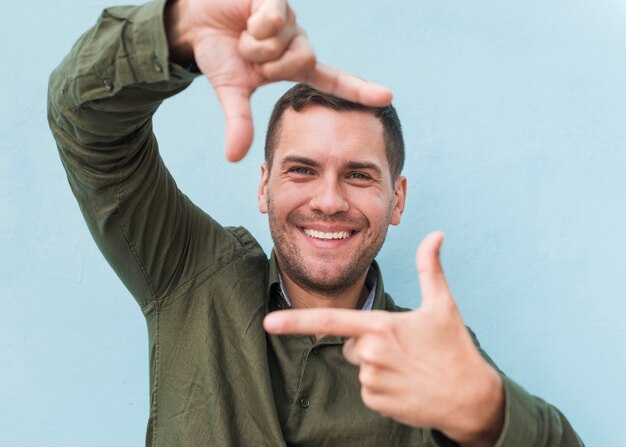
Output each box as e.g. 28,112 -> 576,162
258,163 -> 269,214
390,176 -> 407,226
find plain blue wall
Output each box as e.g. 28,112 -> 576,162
2,0 -> 625,445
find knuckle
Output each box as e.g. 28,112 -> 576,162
359,365 -> 374,386
269,14 -> 285,31
300,50 -> 316,72
261,40 -> 283,59
445,299 -> 460,315
360,387 -> 385,413
341,343 -> 353,361
238,33 -> 254,55
287,7 -> 296,24
359,341 -> 391,364
370,321 -> 388,336
359,340 -> 384,363
358,364 -> 379,387
434,298 -> 459,319
360,387 -> 376,409
260,64 -> 282,83
248,11 -> 283,39
417,264 -> 435,276
369,313 -> 393,335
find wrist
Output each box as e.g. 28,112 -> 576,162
164,0 -> 195,66
444,367 -> 505,447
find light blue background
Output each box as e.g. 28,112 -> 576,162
1,0 -> 625,445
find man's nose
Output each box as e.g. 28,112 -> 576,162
309,177 -> 349,215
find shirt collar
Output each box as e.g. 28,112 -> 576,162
266,250 -> 384,311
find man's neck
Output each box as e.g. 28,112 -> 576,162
280,270 -> 370,310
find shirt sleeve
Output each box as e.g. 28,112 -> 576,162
490,377 -> 585,447
428,329 -> 584,446
47,0 -> 244,309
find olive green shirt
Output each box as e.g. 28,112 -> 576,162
47,1 -> 583,445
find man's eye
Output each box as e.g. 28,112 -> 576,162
290,167 -> 313,175
349,172 -> 371,180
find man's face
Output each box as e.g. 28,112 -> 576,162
258,106 -> 406,294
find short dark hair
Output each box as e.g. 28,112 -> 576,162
264,83 -> 405,179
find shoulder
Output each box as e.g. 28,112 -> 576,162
381,292 -> 412,313
224,226 -> 265,253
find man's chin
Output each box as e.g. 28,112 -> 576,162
288,265 -> 364,295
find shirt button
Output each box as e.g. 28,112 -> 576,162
153,57 -> 163,73
103,78 -> 113,91
312,347 -> 319,355
299,397 -> 310,409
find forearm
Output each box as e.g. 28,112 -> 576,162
47,0 -> 226,307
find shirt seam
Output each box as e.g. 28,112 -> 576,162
138,235 -> 265,315
115,165 -> 158,304
151,303 -> 160,446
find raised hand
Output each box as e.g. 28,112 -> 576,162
165,0 -> 393,162
264,232 -> 505,446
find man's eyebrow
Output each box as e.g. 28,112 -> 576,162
280,156 -> 383,176
345,161 -> 383,176
280,155 -> 321,168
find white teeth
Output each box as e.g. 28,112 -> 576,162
304,229 -> 352,240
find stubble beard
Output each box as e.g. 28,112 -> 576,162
267,198 -> 391,297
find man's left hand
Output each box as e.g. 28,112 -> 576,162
264,232 -> 505,447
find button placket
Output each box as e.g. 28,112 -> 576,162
295,345 -> 319,413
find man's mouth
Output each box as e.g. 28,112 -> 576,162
302,228 -> 354,240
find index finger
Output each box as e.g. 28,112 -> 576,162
264,309 -> 381,337
258,37 -> 393,107
305,62 -> 393,107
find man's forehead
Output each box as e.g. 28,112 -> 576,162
280,105 -> 382,128
268,106 -> 389,175
277,106 -> 385,150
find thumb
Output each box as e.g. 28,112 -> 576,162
214,85 -> 254,162
416,231 -> 452,309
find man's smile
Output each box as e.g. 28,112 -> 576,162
302,228 -> 355,240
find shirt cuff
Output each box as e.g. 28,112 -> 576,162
71,0 -> 200,104
111,0 -> 199,83
426,376 -> 543,447
491,376 -> 544,447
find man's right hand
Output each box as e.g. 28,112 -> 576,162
165,0 -> 393,162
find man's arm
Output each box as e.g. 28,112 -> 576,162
48,0 -> 391,308
264,232 -> 585,447
48,1 -> 213,308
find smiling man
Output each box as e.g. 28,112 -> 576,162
48,0 -> 582,445
259,92 -> 406,310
